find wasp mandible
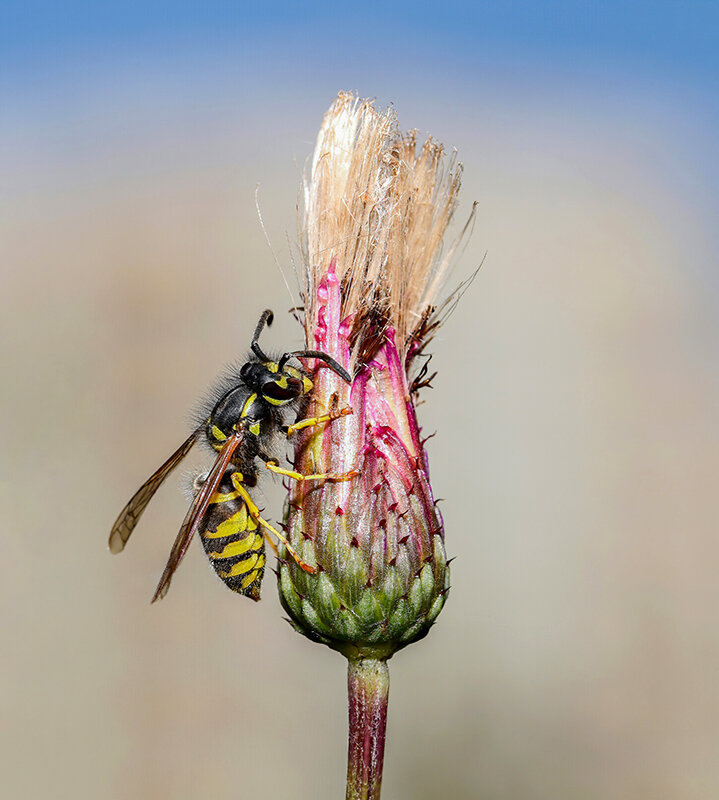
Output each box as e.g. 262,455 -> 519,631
109,309 -> 355,602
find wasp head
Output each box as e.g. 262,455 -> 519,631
245,309 -> 352,408
240,358 -> 313,407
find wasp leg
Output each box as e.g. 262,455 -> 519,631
265,459 -> 358,483
285,404 -> 353,437
229,472 -> 315,574
264,534 -> 280,558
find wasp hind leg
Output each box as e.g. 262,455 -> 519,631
263,533 -> 280,558
229,473 -> 315,574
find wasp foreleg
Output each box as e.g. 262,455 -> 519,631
265,460 -> 358,483
284,403 -> 353,437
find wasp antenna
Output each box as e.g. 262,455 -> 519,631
292,350 -> 352,383
252,309 -> 274,361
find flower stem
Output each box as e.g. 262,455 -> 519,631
346,657 -> 390,800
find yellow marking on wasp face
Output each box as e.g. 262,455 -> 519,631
240,393 -> 257,418
263,373 -> 301,406
282,367 -> 311,393
208,489 -> 241,504
210,424 -> 227,442
208,533 -> 262,560
249,421 -> 261,436
266,362 -> 279,373
262,375 -> 290,406
218,552 -> 260,578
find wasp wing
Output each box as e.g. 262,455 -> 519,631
109,430 -> 200,555
151,431 -> 242,602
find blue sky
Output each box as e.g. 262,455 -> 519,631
2,0 -> 716,268
2,1 -> 718,90
3,1 -> 716,252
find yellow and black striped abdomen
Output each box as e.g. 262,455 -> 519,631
198,472 -> 265,601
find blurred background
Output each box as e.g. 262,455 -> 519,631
1,2 -> 718,798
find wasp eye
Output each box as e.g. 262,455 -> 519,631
262,379 -> 302,401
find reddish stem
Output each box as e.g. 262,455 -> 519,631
346,658 -> 390,800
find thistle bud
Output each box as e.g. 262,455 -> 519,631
278,93 -> 472,660
279,266 -> 448,658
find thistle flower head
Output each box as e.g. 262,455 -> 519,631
278,93 -> 471,659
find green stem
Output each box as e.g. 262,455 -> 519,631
346,657 -> 390,800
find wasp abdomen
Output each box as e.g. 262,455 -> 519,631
197,472 -> 265,601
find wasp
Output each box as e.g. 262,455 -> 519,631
109,309 -> 355,602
